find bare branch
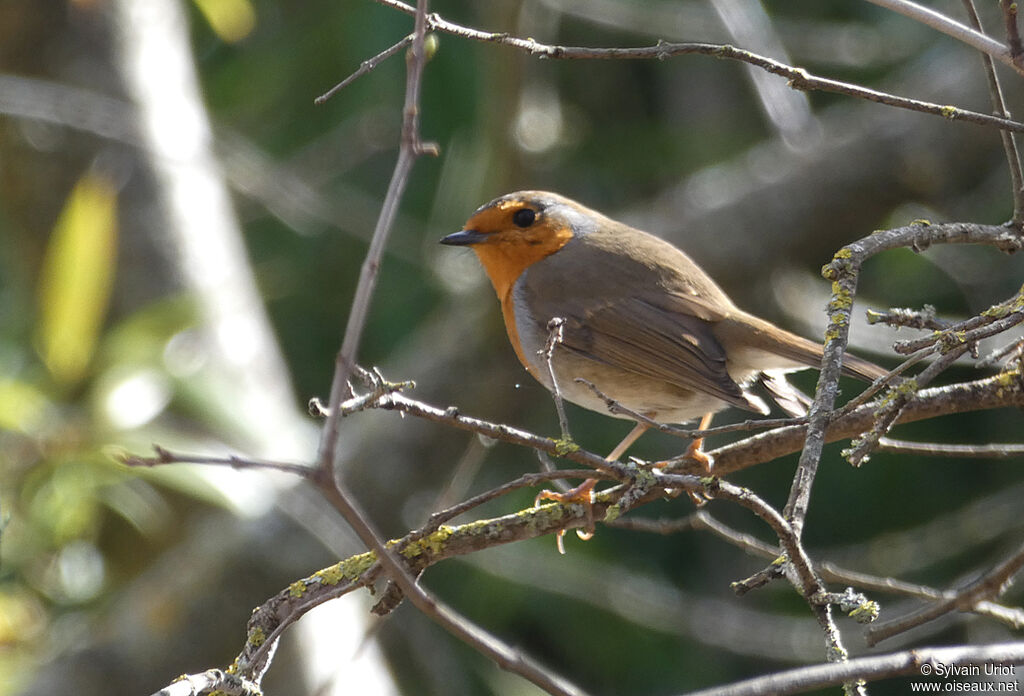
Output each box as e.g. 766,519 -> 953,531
892,294 -> 1024,355
711,371 -> 1024,477
866,304 -> 948,331
684,643 -> 1024,696
315,0 -> 438,479
783,220 -> 1022,538
118,445 -> 315,478
314,35 -> 414,104
866,538 -> 1024,646
541,317 -> 573,442
862,0 -> 1017,71
147,670 -> 261,696
296,4 -> 592,694
1001,0 -> 1024,67
843,342 -> 972,467
877,437 -> 1024,459
370,0 -> 1024,132
962,0 -> 1024,225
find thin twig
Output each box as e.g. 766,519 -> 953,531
376,370 -> 1023,478
826,345 -> 930,420
892,301 -> 1024,355
314,2 -> 439,480
861,0 -> 1018,72
314,35 -> 414,104
384,392 -> 631,480
368,0 -> 1024,131
866,304 -> 948,331
866,539 -> 1024,646
304,4 -> 590,695
541,317 -> 572,441
684,642 -> 1024,696
980,336 -> 1024,368
693,512 -> 1022,624
423,468 -> 613,531
962,0 -> 1024,226
684,477 -> 862,691
119,445 -> 315,478
1001,0 -> 1024,68
147,669 -> 261,696
877,437 -> 1024,458
783,221 -> 1023,538
843,342 -> 972,467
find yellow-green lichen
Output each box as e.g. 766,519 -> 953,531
770,554 -> 788,567
996,369 -> 1022,387
288,581 -> 306,598
910,218 -> 932,226
937,331 -> 968,353
828,644 -> 850,662
892,378 -> 919,398
940,105 -> 958,119
553,438 -> 580,456
849,600 -> 880,624
994,368 -> 1023,399
523,501 -> 569,528
603,503 -> 622,523
247,626 -> 266,648
314,551 -> 376,586
632,468 -> 657,487
983,302 -> 1012,319
828,283 -> 854,315
828,312 -> 850,328
833,248 -> 853,260
397,525 -> 454,559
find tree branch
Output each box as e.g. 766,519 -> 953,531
783,221 -> 1022,537
862,0 -> 1017,71
684,642 -> 1024,696
370,0 -> 1024,131
866,538 -> 1024,646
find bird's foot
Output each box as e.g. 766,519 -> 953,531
535,477 -> 598,553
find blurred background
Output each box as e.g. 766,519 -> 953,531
2,0 -> 1023,694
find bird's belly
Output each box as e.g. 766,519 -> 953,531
552,353 -> 730,424
517,327 -> 728,424
510,282 -> 732,424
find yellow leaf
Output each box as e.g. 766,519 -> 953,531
192,0 -> 257,44
0,379 -> 50,432
37,173 -> 118,385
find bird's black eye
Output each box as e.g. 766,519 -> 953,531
512,208 -> 536,228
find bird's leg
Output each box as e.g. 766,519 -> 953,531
536,422 -> 649,552
606,421 -> 650,462
675,412 -> 715,508
684,412 -> 715,473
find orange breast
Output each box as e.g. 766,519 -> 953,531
469,224 -> 573,380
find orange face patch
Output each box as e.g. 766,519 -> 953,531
462,198 -> 574,303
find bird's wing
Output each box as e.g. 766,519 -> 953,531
555,293 -> 756,411
515,227 -> 761,411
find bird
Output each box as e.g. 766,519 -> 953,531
440,191 -> 886,514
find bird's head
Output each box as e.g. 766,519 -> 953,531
441,191 -> 594,298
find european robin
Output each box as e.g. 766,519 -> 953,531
440,191 -> 886,517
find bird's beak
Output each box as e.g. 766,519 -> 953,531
439,229 -> 488,246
